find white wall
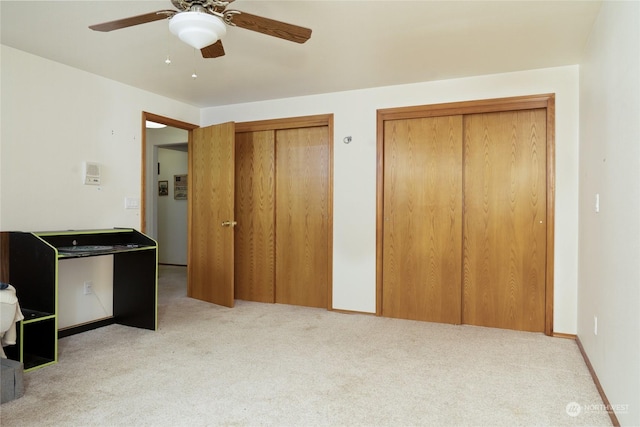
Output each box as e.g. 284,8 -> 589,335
157,147 -> 188,265
1,45 -> 199,328
578,1 -> 640,425
144,126 -> 189,241
0,45 -> 199,231
201,66 -> 581,334
57,256 -> 114,329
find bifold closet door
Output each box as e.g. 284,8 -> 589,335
275,126 -> 330,308
234,131 -> 275,303
462,109 -> 547,332
382,115 -> 463,323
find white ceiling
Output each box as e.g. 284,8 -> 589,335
1,0 -> 602,108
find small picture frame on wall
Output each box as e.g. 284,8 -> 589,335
158,180 -> 169,196
174,174 -> 187,200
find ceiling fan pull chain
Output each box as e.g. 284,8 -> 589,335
165,24 -> 172,65
191,48 -> 198,79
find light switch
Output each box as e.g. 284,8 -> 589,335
595,193 -> 600,213
125,197 -> 140,209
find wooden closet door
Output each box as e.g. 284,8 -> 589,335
234,131 -> 276,303
382,116 -> 463,323
462,109 -> 547,332
275,126 -> 330,308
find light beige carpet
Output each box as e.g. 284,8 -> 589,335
1,265 -> 611,426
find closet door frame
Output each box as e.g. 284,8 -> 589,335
235,114 -> 334,310
376,94 -> 556,335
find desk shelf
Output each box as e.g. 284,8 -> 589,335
1,228 -> 157,371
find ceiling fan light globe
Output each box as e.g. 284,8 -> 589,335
169,11 -> 227,50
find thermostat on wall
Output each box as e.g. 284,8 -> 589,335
83,161 -> 101,185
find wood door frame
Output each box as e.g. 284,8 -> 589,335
140,112 -> 198,235
235,114 -> 334,310
376,94 -> 556,335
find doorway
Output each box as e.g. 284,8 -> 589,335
140,112 -> 197,256
156,145 -> 188,265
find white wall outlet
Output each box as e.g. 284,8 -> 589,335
594,316 -> 598,335
83,281 -> 93,295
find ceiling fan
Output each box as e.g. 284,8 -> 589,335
89,0 -> 312,59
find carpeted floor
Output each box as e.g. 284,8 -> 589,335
1,265 -> 611,426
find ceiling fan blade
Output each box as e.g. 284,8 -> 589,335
201,41 -> 226,58
226,11 -> 311,44
89,10 -> 175,32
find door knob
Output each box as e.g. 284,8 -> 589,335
221,221 -> 237,227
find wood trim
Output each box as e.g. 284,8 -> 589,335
375,109 -> 385,316
187,130 -> 194,297
575,337 -> 621,427
377,94 -> 554,121
140,112 -> 198,234
234,114 -> 334,310
545,95 -> 556,336
546,332 -> 620,426
326,115 -> 335,311
331,308 -> 376,316
143,112 -> 199,130
552,332 -> 576,340
235,114 -> 332,133
140,112 -> 147,233
375,94 -> 556,334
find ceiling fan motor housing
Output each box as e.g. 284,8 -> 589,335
171,0 -> 233,13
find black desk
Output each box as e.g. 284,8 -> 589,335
2,228 -> 157,371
